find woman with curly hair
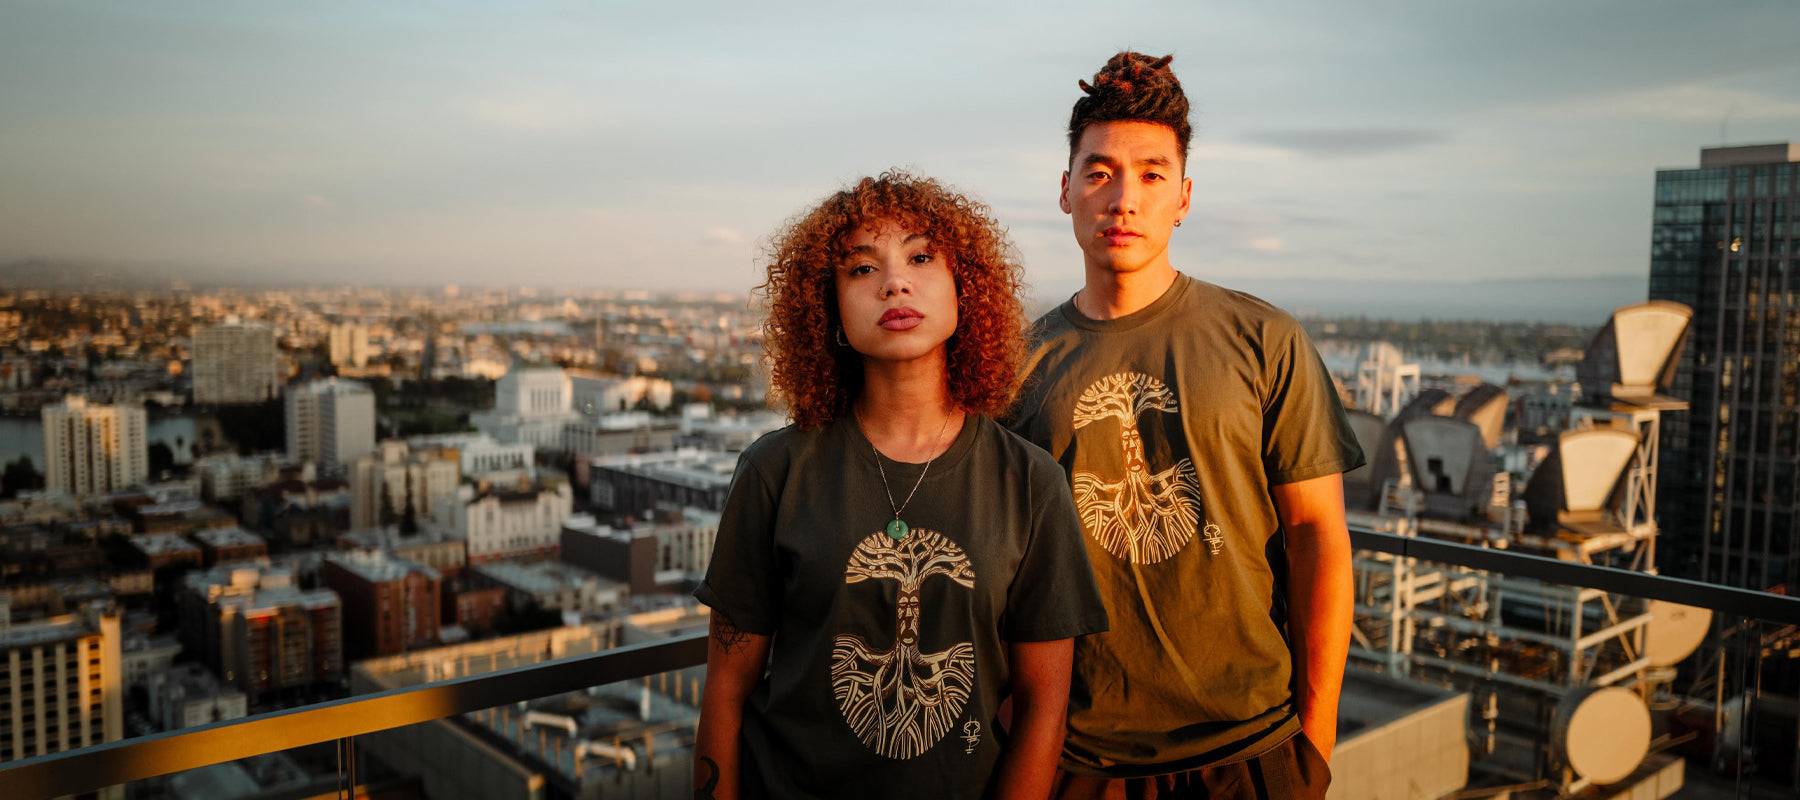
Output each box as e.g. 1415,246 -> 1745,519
694,171 -> 1108,800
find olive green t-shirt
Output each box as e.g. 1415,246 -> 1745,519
1007,274 -> 1364,777
696,414 -> 1109,799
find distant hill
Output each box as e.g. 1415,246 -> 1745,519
0,259 -> 295,290
4,258 -> 1649,325
0,259 -> 212,291
1028,274 -> 1648,325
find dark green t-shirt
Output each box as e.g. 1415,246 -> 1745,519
696,414 -> 1109,799
1007,274 -> 1364,777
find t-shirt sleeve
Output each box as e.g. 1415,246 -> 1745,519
1003,462 -> 1110,642
692,455 -> 781,636
1261,321 -> 1367,486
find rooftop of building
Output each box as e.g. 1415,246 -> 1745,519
131,532 -> 203,556
339,526 -> 453,550
353,621 -> 619,690
122,629 -> 181,655
324,550 -> 440,583
159,662 -> 240,697
257,477 -> 350,497
292,377 -> 372,395
562,509 -> 715,543
198,319 -> 273,331
0,612 -> 101,648
166,752 -> 311,800
136,499 -> 204,516
560,513 -> 612,537
1337,668 -> 1466,735
219,585 -> 340,614
184,565 -> 339,612
621,604 -> 710,640
190,526 -> 266,549
589,447 -> 736,489
463,478 -> 567,505
347,622 -> 705,783
474,561 -> 621,596
42,394 -> 139,412
572,411 -> 672,431
405,431 -> 509,448
193,452 -> 283,469
1698,141 -> 1798,168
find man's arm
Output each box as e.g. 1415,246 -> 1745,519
694,611 -> 772,800
1271,473 -> 1352,763
990,638 -> 1074,800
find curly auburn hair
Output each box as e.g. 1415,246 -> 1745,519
757,171 -> 1025,430
1068,52 -> 1192,167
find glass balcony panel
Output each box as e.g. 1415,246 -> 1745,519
7,535 -> 1799,798
1344,537 -> 1798,798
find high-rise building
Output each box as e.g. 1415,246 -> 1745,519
192,320 -> 280,405
194,453 -> 282,503
567,371 -> 674,416
348,440 -> 462,531
41,395 -> 148,497
470,365 -> 580,450
285,379 -> 377,472
587,448 -> 736,516
179,566 -> 343,697
327,322 -> 370,370
419,313 -> 436,383
0,603 -> 124,789
450,480 -> 573,564
561,508 -> 718,596
320,551 -> 441,659
146,663 -> 247,732
1648,142 -> 1800,590
406,432 -> 536,480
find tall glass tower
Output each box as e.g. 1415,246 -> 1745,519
1649,143 -> 1799,591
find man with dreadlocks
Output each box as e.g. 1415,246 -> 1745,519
1007,52 -> 1364,799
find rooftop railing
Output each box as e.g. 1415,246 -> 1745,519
2,527 -> 1797,799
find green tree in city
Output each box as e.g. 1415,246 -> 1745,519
2,456 -> 46,499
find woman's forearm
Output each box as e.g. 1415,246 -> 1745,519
693,701 -> 742,800
694,611 -> 771,800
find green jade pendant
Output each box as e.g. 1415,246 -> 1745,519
885,519 -> 910,540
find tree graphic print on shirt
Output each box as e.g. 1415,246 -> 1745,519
830,529 -> 978,759
1071,372 -> 1203,564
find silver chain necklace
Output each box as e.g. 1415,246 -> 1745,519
856,406 -> 955,540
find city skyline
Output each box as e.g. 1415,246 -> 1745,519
3,2 -> 1799,301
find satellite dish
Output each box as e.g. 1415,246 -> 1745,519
1452,384 -> 1508,450
1644,600 -> 1712,668
1577,302 -> 1691,404
1396,388 -> 1455,421
1522,427 -> 1638,531
1551,686 -> 1651,785
1399,416 -> 1495,522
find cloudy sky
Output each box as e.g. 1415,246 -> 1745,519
3,1 -> 1798,305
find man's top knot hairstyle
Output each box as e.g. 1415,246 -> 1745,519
1068,52 -> 1191,167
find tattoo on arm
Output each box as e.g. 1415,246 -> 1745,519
695,755 -> 721,800
711,612 -> 751,655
